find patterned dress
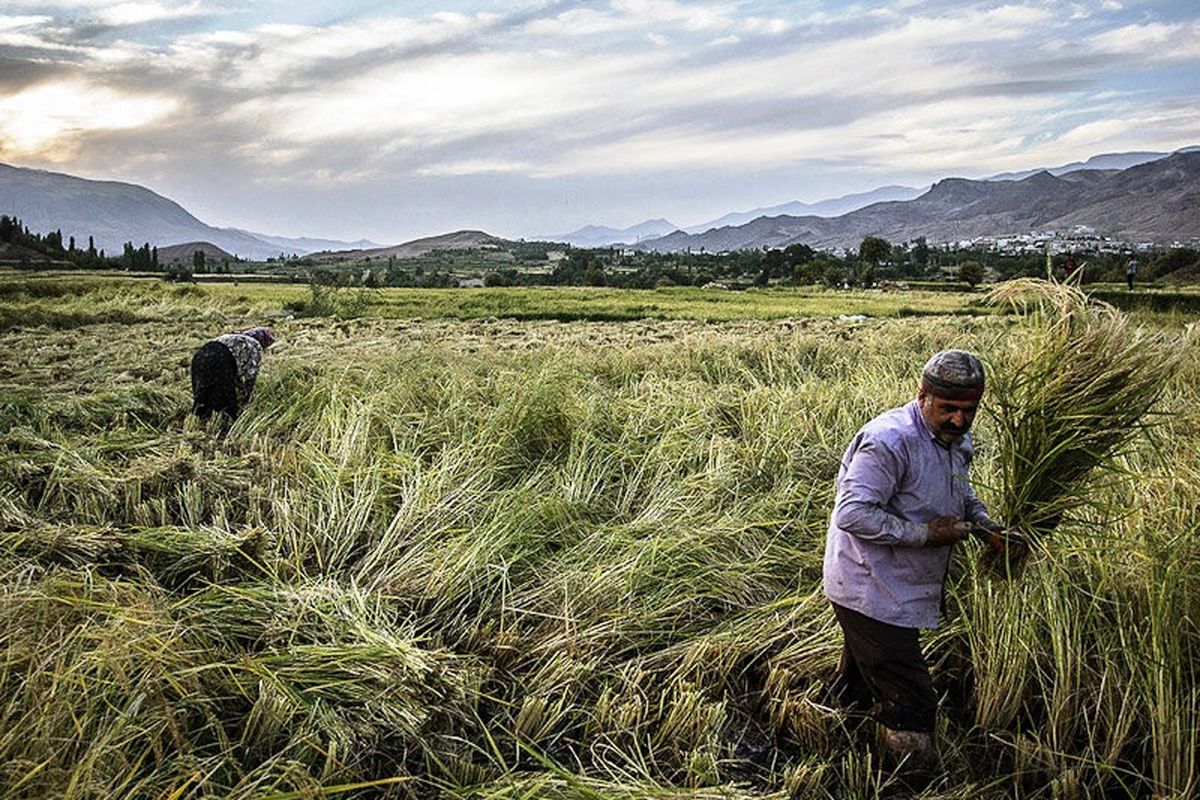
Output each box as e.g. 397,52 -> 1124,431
191,333 -> 264,419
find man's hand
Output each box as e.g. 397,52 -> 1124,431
970,520 -> 1007,553
926,516 -> 972,546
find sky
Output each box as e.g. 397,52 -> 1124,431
1,0 -> 1199,244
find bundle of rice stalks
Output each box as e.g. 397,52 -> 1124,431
984,278 -> 1195,567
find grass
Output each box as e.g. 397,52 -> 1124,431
0,270 -> 981,326
1,271 -> 1198,798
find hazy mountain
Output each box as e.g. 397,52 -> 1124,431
637,151 -> 1200,253
230,229 -> 381,256
677,147 -> 1199,237
688,185 -> 926,232
0,163 -> 372,259
982,147 -> 1200,182
544,218 -> 679,247
7,145 -> 1200,262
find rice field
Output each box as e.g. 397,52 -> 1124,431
1,272 -> 1198,799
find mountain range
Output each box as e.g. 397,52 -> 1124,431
543,219 -> 679,248
982,147 -> 1200,182
0,163 -> 378,260
636,150 -> 1200,253
549,148 -> 1197,248
2,147 -> 1199,260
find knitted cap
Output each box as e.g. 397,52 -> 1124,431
921,349 -> 984,401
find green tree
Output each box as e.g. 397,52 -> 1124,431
583,261 -> 606,286
911,237 -> 929,272
193,249 -> 207,273
957,260 -> 984,288
858,236 -> 891,285
794,260 -> 826,285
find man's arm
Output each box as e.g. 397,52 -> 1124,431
963,483 -> 999,529
833,437 -> 931,547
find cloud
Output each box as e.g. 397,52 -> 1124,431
95,1 -> 209,26
611,0 -> 739,31
0,79 -> 177,158
1053,102 -> 1200,151
140,2 -> 1096,183
417,158 -> 532,176
1085,21 -> 1200,60
0,15 -> 52,32
525,0 -> 787,38
1,0 -> 1198,241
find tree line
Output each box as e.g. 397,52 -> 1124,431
0,214 -> 168,272
5,214 -> 1197,289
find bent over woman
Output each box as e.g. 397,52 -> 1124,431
191,326 -> 275,420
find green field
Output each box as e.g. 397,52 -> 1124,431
2,272 -> 1198,799
0,271 -> 988,324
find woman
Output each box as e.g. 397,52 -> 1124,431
190,326 -> 275,420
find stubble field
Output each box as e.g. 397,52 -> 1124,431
1,272 -> 1197,799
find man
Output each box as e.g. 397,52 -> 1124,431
823,349 -> 1003,769
1125,257 -> 1138,290
190,326 -> 275,421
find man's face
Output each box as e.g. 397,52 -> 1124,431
918,390 -> 980,445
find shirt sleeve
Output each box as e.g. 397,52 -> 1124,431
963,483 -> 994,527
833,436 -> 929,547
958,437 -> 994,526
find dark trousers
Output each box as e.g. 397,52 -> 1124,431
830,602 -> 937,733
190,341 -> 239,420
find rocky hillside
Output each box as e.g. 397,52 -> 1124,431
156,241 -> 236,264
640,151 -> 1200,252
309,230 -> 508,261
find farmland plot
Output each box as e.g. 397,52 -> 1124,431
1,275 -> 1198,799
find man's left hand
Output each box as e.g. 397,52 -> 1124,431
971,520 -> 1006,553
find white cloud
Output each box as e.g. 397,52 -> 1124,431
0,14 -> 51,31
223,47 -> 645,149
0,14 -> 79,51
1086,21 -> 1200,60
417,158 -> 532,177
169,13 -> 486,91
96,1 -> 207,26
536,90 -> 1064,178
2,0 -> 1196,236
611,0 -> 740,31
175,2 -> 1076,182
523,8 -> 633,37
0,80 -> 178,158
1053,104 -> 1200,151
525,0 -> 785,38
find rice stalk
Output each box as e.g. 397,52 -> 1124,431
984,278 -> 1195,562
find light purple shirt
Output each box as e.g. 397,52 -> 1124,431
823,399 -> 993,629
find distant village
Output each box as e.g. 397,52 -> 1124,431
939,225 -> 1200,257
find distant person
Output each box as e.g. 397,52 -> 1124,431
190,326 -> 275,421
823,350 -> 1004,776
1126,257 -> 1138,290
1062,254 -> 1077,280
